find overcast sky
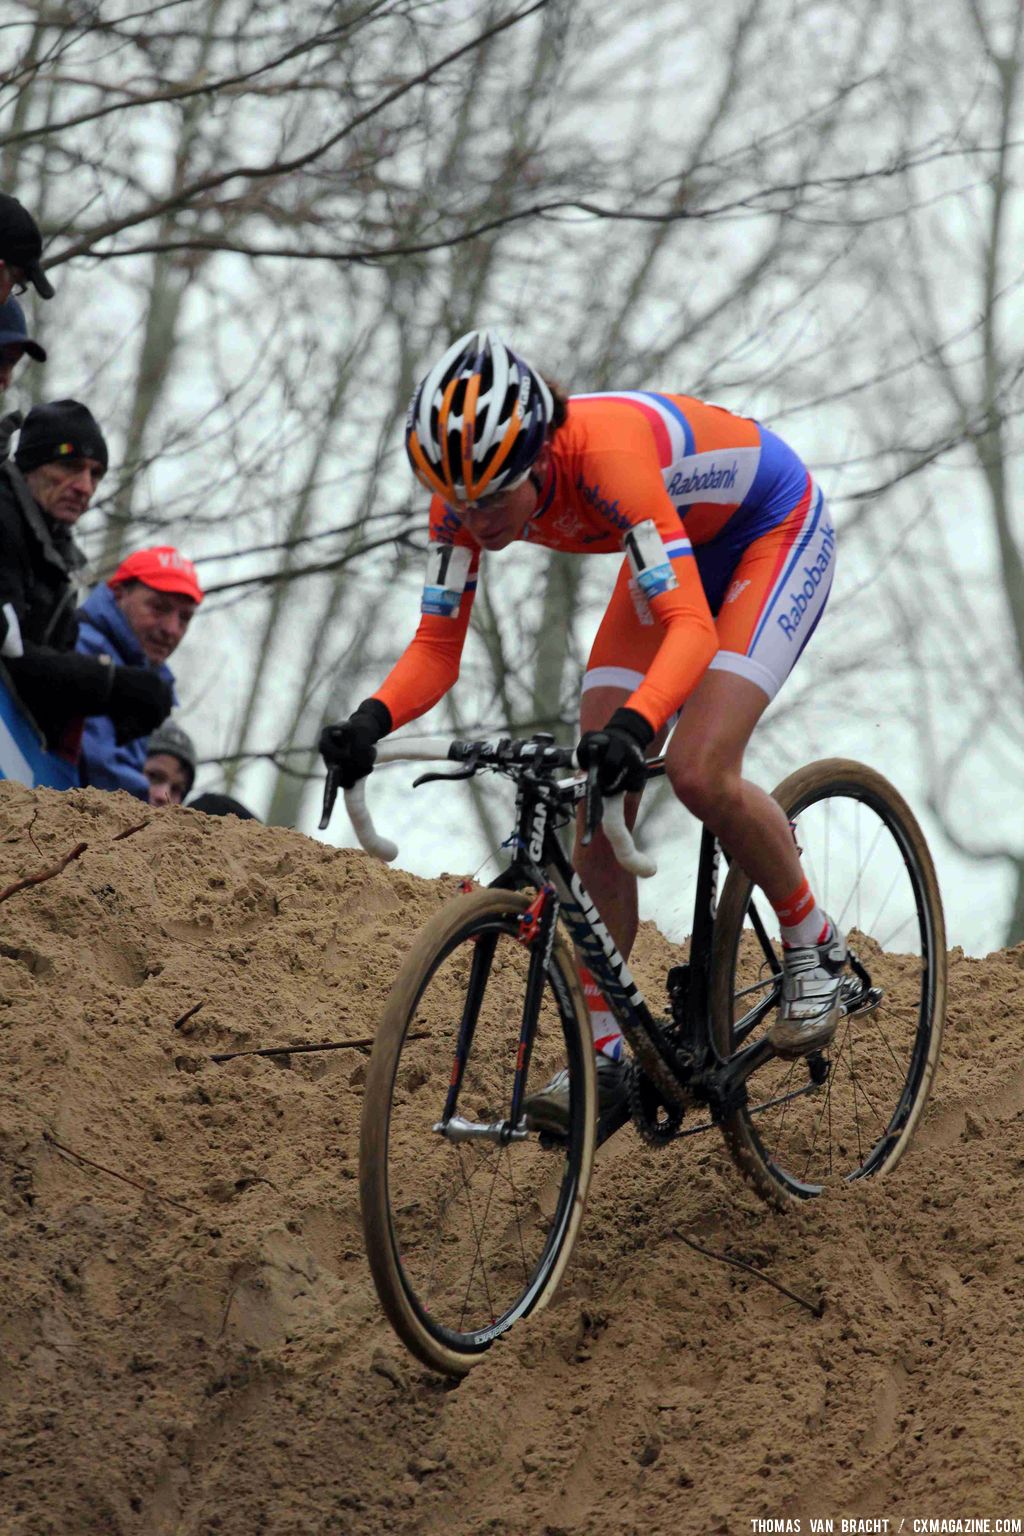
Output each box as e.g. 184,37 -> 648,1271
5,0 -> 1021,955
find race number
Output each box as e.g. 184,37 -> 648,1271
623,520 -> 678,600
422,544 -> 473,618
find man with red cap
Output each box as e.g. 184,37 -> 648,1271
76,545 -> 204,799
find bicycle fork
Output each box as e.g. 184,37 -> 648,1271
431,887 -> 559,1146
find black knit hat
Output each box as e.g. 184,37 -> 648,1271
14,399 -> 108,474
146,721 -> 197,792
0,193 -> 54,300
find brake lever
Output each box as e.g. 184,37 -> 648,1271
582,762 -> 603,847
412,766 -> 478,787
319,765 -> 342,831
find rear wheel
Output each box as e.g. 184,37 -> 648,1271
711,758 -> 946,1208
360,887 -> 596,1375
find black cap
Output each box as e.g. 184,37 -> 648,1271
0,296 -> 46,361
14,399 -> 108,474
0,194 -> 55,301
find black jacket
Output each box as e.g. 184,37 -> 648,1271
0,459 -> 113,748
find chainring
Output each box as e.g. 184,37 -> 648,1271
627,1059 -> 684,1147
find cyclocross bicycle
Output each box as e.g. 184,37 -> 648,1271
320,735 -> 946,1376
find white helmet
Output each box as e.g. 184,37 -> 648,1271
406,329 -> 554,502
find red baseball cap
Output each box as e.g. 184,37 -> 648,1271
109,546 -> 204,604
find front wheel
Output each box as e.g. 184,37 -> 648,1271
360,887 -> 596,1375
711,758 -> 946,1208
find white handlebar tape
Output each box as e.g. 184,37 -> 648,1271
376,738 -> 454,764
344,780 -> 399,863
602,793 -> 658,878
343,742 -> 657,878
342,739 -> 454,862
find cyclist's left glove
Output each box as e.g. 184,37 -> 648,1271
576,707 -> 654,795
319,697 -> 392,789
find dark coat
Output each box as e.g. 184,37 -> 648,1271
0,459 -> 113,750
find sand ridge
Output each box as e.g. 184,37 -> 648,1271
0,780 -> 1021,1534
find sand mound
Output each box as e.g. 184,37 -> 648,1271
0,781 -> 1021,1535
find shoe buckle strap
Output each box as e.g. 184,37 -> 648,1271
785,974 -> 841,1003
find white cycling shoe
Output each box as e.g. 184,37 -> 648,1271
523,1054 -> 629,1137
769,924 -> 848,1058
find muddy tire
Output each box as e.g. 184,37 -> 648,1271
360,887 -> 596,1374
711,759 -> 946,1209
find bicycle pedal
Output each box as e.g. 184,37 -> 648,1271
847,985 -> 883,1017
839,976 -> 883,1018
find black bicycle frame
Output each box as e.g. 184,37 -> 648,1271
487,758 -> 780,1120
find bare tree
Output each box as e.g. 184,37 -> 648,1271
6,0 -> 1012,962
812,0 -> 1024,942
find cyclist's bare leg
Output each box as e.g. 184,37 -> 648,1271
664,668 -> 802,902
572,684 -> 665,960
666,668 -> 847,1055
574,671 -> 808,958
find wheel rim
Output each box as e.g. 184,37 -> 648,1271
383,916 -> 589,1353
724,780 -> 940,1197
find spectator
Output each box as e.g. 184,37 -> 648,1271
187,791 -> 259,821
0,297 -> 48,464
143,720 -> 196,806
0,297 -> 46,397
77,545 -> 203,799
0,192 -> 54,304
0,400 -> 171,758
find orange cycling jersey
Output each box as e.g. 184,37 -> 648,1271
373,392 -> 824,735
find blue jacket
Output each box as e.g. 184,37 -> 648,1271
75,584 -> 177,800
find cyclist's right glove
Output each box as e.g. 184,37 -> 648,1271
576,707 -> 654,795
319,698 -> 392,789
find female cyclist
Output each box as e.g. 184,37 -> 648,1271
320,330 -> 844,1130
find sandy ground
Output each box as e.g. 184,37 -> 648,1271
0,780 -> 1021,1536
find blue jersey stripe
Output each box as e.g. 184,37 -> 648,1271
640,392 -> 695,456
748,488 -> 823,651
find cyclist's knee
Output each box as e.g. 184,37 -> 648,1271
667,751 -> 742,825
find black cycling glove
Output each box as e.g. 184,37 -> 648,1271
576,707 -> 654,795
319,698 -> 392,789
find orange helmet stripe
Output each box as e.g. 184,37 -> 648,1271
472,399 -> 523,498
460,372 -> 481,499
436,374 -> 462,499
407,431 -> 449,499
